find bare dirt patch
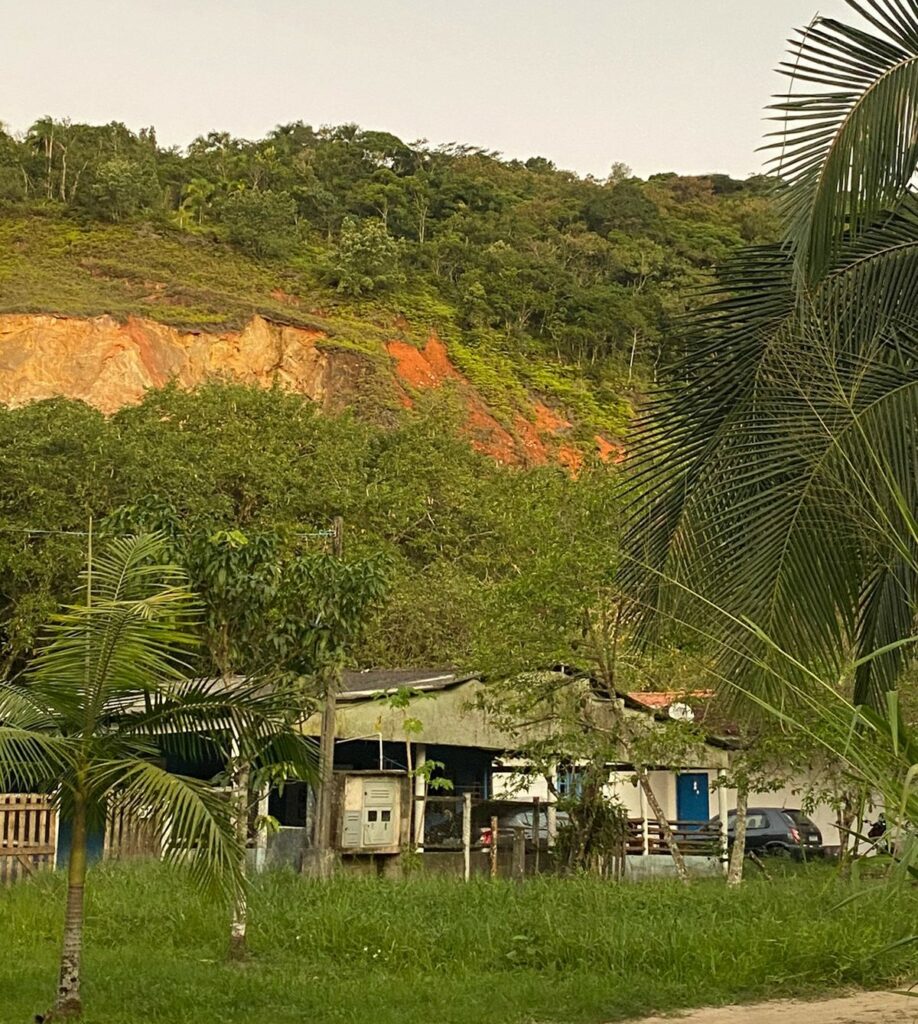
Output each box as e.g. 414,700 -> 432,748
620,990 -> 916,1024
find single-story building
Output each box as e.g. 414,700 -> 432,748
290,669 -> 850,851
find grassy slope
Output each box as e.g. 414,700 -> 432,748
3,864 -> 916,1024
0,214 -> 631,438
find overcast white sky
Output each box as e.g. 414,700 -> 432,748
2,0 -> 863,179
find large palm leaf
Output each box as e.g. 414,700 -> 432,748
625,0 -> 918,710
771,0 -> 918,281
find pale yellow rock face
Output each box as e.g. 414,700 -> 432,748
0,313 -> 331,414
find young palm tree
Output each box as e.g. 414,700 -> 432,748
625,0 -> 918,709
0,534 -> 312,1018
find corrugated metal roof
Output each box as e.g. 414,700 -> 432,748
339,668 -> 478,700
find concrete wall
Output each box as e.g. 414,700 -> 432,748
624,854 -> 721,880
495,765 -> 711,823
302,680 -> 545,751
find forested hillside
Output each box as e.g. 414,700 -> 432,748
0,119 -> 777,438
0,118 -> 777,674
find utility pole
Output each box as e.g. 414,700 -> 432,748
306,516 -> 344,878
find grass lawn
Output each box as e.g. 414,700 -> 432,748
2,863 -> 916,1024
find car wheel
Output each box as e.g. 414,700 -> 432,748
764,844 -> 792,858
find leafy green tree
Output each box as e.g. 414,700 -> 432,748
0,399 -> 115,676
166,526 -> 288,958
0,535 -> 312,1017
179,176 -> 217,226
221,188 -> 296,257
87,158 -> 160,221
328,216 -> 403,296
0,124 -> 26,202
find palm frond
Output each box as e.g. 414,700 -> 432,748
768,0 -> 918,281
91,758 -> 243,895
25,534 -> 198,729
110,677 -> 317,782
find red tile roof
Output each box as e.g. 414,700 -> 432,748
626,690 -> 714,710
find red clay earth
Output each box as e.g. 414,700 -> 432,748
386,335 -> 620,469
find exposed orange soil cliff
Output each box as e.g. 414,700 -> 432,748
0,314 -> 337,414
0,313 -> 620,468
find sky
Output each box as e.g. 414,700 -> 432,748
2,0 -> 863,180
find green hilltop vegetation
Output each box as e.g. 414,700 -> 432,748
0,118 -> 778,432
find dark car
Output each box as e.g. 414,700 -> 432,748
707,807 -> 823,858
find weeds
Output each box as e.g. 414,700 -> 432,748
1,863 -> 916,1024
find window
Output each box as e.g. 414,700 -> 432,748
381,810 -> 391,823
726,812 -> 767,830
556,766 -> 585,799
367,810 -> 378,822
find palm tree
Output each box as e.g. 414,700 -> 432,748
0,534 -> 312,1018
625,0 -> 918,710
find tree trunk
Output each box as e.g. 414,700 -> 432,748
627,329 -> 639,383
634,765 -> 690,885
302,665 -> 339,878
605,693 -> 690,885
727,783 -> 749,887
54,792 -> 88,1016
835,789 -> 858,879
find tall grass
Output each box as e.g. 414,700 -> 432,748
2,863 -> 916,1024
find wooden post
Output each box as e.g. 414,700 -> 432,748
489,815 -> 499,879
307,516 -> 344,878
462,793 -> 472,882
532,796 -> 541,874
254,784 -> 270,874
638,775 -> 650,856
51,794 -> 60,871
717,769 -> 729,877
414,743 -> 427,852
512,827 -> 526,881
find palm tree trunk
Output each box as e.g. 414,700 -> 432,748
55,792 -> 88,1016
229,744 -> 249,960
727,783 -> 749,886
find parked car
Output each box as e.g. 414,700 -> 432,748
479,809 -> 570,847
707,807 -> 823,858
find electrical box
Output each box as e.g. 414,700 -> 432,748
335,772 -> 408,855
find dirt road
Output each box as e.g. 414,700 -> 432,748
622,990 -> 917,1023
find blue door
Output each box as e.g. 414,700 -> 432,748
676,773 -> 710,825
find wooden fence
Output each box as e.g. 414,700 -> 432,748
626,818 -> 720,856
104,802 -> 162,861
0,794 -> 56,884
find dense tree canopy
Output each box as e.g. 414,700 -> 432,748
0,384 -> 621,678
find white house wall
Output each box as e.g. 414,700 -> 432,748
494,763 -> 848,846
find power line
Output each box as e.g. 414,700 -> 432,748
0,526 -> 90,536
0,525 -> 340,538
